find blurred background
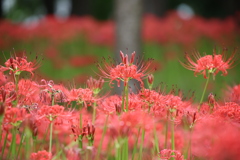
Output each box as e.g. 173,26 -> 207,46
0,0 -> 240,101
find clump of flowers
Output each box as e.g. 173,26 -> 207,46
0,47 -> 239,160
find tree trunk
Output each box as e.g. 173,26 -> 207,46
114,0 -> 143,93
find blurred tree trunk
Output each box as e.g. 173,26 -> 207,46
70,0 -> 90,16
43,0 -> 55,16
114,0 -> 143,93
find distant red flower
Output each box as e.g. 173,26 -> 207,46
181,48 -> 237,78
98,51 -> 153,87
69,55 -> 97,67
30,150 -> 52,160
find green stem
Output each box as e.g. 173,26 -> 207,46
164,111 -> 169,149
139,129 -> 145,160
33,136 -> 37,153
96,115 -> 109,160
198,72 -> 210,111
92,101 -> 97,124
79,111 -> 82,131
1,132 -> 8,160
13,74 -> 19,107
187,128 -> 193,160
115,139 -> 121,160
171,119 -> 175,160
0,120 -> 3,148
154,125 -> 160,155
78,136 -> 83,149
51,93 -> 55,106
16,132 -> 25,160
124,81 -> 129,112
42,124 -> 50,149
49,118 -> 53,153
121,85 -> 126,112
132,127 -> 141,160
8,127 -> 17,159
122,137 -> 128,160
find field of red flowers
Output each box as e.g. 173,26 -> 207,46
0,11 -> 240,160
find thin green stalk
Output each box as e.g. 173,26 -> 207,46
122,137 -> 128,160
132,127 -> 141,160
121,85 -> 126,111
51,93 -> 55,106
8,127 -> 17,160
187,128 -> 193,160
49,117 -> 53,153
78,136 -> 83,149
33,136 -> 37,153
0,123 -> 3,148
92,101 -> 97,124
171,119 -> 175,160
1,132 -> 8,160
154,125 -> 160,155
198,72 -> 210,111
42,124 -> 50,149
96,115 -> 109,160
85,148 -> 89,160
139,129 -> 145,160
78,110 -> 83,149
115,139 -> 121,160
164,111 -> 169,149
124,81 -> 129,112
13,74 -> 19,107
16,132 -> 25,160
80,112 -> 82,131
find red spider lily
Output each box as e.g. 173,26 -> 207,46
181,48 -> 237,78
30,150 -> 52,160
86,76 -> 104,95
17,79 -> 40,105
39,79 -> 67,105
68,111 -> 93,146
97,95 -> 122,115
34,104 -> 71,125
0,53 -> 41,77
97,51 -> 154,87
0,85 -> 17,107
108,110 -> 154,139
65,88 -> 94,105
3,107 -> 28,131
214,102 -> 240,123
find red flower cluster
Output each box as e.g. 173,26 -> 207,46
0,49 -> 239,160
